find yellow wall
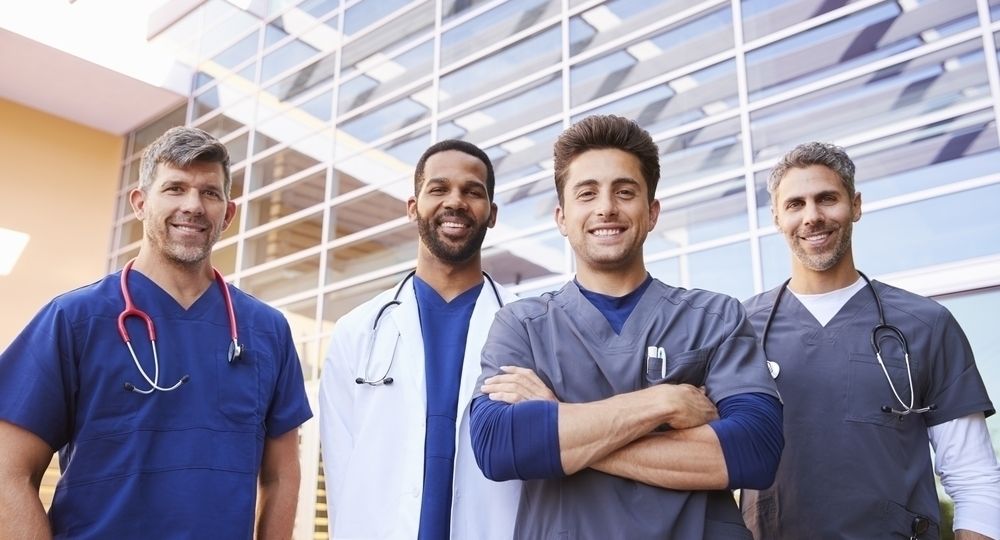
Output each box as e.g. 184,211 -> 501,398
0,97 -> 123,349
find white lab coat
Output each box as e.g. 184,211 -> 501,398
319,275 -> 521,540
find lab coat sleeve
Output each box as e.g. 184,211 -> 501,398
318,315 -> 360,530
929,413 -> 1000,539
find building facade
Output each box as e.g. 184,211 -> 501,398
112,0 -> 1000,536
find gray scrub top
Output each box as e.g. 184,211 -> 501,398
741,280 -> 994,540
477,279 -> 779,540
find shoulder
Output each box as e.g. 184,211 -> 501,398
743,287 -> 781,320
657,281 -> 746,321
48,273 -> 121,321
872,280 -> 950,330
498,281 -> 574,323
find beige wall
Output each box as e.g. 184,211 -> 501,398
0,97 -> 123,349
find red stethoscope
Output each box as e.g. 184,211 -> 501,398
117,259 -> 242,394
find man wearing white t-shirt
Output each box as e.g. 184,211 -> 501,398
741,141 -> 1000,540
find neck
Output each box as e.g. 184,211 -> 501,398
787,254 -> 860,295
575,261 -> 648,297
131,248 -> 216,309
414,249 -> 485,302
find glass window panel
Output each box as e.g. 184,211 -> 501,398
114,246 -> 140,269
483,228 -> 567,286
338,40 -> 433,115
483,123 -> 562,188
570,5 -> 733,107
192,77 -> 253,121
194,112 -> 249,142
246,169 -> 327,229
648,256 -> 681,287
853,183 -> 1000,275
658,116 -> 744,190
338,87 -> 431,145
329,177 -> 410,242
576,59 -> 738,135
438,74 -> 562,146
241,254 -> 321,302
327,221 -> 416,283
441,0 -> 560,67
759,232 -> 790,290
345,0 -> 426,36
442,0 -> 495,23
120,219 -> 143,246
936,288 -> 1000,452
276,296 -> 321,374
248,142 -> 327,191
322,271 -> 409,324
243,211 -> 324,266
741,0 -> 867,42
197,2 -> 262,61
645,177 -> 748,255
255,91 -> 335,153
331,129 -> 431,200
341,12 -> 433,75
209,30 -> 259,70
213,243 -> 238,275
230,168 -> 246,200
439,25 -> 561,113
133,105 -> 186,154
745,0 -> 980,100
263,52 -> 338,105
261,36 -> 324,83
492,179 -> 558,245
751,39 -> 991,160
225,131 -> 251,165
686,241 -> 754,300
755,113 -> 999,226
571,0 -> 709,56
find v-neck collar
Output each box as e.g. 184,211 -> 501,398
125,268 -> 223,321
776,281 -> 876,341
559,279 -> 665,348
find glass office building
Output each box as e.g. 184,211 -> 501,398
111,0 -> 1000,535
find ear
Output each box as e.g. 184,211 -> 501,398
487,202 -> 498,228
555,205 -> 567,237
852,192 -> 862,222
647,198 -> 660,231
222,200 -> 237,231
406,195 -> 418,222
129,188 -> 147,220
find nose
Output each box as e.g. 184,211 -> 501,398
442,188 -> 468,211
179,189 -> 205,215
801,201 -> 822,227
595,191 -> 618,218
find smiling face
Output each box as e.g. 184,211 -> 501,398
130,161 -> 236,269
407,150 -> 497,266
772,164 -> 861,277
556,148 -> 659,283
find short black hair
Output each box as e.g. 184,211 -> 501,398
413,139 -> 496,200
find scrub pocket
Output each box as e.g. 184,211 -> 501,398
845,352 -> 913,429
882,500 -> 939,539
644,347 -> 708,387
217,346 -> 262,425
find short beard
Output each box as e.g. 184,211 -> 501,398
793,221 -> 853,272
416,212 -> 488,265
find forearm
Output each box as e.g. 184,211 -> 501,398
558,386 -> 677,475
589,424 -> 727,490
955,530 -> 993,540
0,477 -> 51,540
256,468 -> 300,539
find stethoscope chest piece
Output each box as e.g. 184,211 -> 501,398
767,360 -> 780,379
228,340 -> 242,363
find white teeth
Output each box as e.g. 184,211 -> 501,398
441,222 -> 467,229
592,228 -> 621,237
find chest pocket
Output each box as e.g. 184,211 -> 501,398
845,351 -> 922,430
217,346 -> 264,425
644,347 -> 709,387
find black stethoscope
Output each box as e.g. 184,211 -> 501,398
354,270 -> 504,386
117,259 -> 242,394
761,271 -> 935,416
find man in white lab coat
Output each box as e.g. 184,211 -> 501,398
319,140 -> 519,539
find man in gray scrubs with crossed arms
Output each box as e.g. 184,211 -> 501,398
469,115 -> 784,539
740,142 -> 999,539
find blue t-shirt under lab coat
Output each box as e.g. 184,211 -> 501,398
414,276 -> 482,540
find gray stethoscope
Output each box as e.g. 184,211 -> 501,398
118,259 -> 242,394
354,270 -> 504,386
761,271 -> 935,416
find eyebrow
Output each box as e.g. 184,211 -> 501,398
781,189 -> 842,203
570,177 -> 641,190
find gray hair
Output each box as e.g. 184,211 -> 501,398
768,142 -> 855,204
138,126 -> 232,197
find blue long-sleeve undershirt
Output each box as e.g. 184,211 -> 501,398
469,392 -> 782,489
